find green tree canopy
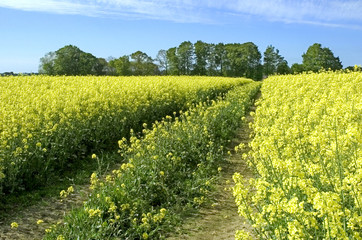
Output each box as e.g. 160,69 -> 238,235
109,55 -> 131,76
263,45 -> 289,76
166,47 -> 179,75
291,63 -> 305,74
213,43 -> 226,76
156,50 -> 168,75
39,45 -> 106,75
39,51 -> 56,75
224,42 -> 262,80
93,58 -> 110,75
302,43 -> 342,72
193,40 -> 209,75
177,41 -> 194,75
130,51 -> 158,76
276,61 -> 291,75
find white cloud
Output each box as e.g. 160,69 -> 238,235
0,0 -> 105,16
0,0 -> 361,28
226,0 -> 362,22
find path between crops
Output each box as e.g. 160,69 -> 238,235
0,93 -> 260,240
0,183 -> 91,240
167,93 -> 259,240
0,164 -> 123,239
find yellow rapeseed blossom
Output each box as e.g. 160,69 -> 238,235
39,79 -> 261,239
0,75 -> 251,195
90,172 -> 98,190
67,186 -> 74,193
234,71 -> 362,239
88,208 -> 102,218
59,190 -> 67,198
56,235 -> 65,240
10,222 -> 18,229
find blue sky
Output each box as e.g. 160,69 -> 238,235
0,0 -> 361,73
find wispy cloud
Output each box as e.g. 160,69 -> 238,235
1,0 -> 362,28
215,0 -> 362,27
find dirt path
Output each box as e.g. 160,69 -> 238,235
167,93 -> 259,240
0,184 -> 90,240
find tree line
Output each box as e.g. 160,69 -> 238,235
39,41 -> 344,80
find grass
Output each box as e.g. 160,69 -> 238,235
0,151 -> 121,220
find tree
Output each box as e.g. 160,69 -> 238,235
54,45 -> 88,75
242,42 -> 263,80
193,40 -> 209,75
39,51 -> 56,75
130,51 -> 158,75
263,45 -> 287,76
276,60 -> 291,75
39,45 -> 100,75
166,47 -> 179,75
224,42 -> 262,80
109,55 -> 131,76
302,43 -> 342,72
345,65 -> 361,72
213,43 -> 226,76
224,43 -> 244,77
291,63 -> 305,74
77,52 -> 99,75
93,58 -> 111,75
177,41 -> 194,75
156,50 -> 168,75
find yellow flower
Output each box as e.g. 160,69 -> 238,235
160,208 -> 166,215
91,154 -> 97,159
67,186 -> 74,193
37,219 -> 44,225
142,232 -> 149,239
88,208 -> 102,218
159,171 -> 165,176
59,190 -> 67,198
121,203 -> 130,210
56,235 -> 65,240
11,222 -> 18,229
108,202 -> 117,213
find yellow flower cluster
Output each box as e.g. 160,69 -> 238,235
0,75 -> 251,194
233,71 -> 362,239
59,185 -> 74,199
87,208 -> 102,218
10,222 -> 18,229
